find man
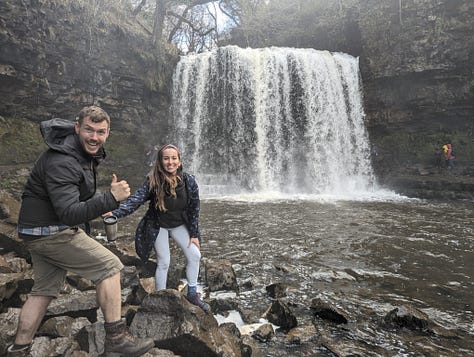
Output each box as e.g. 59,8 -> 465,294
8,106 -> 154,356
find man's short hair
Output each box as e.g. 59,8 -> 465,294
77,106 -> 110,126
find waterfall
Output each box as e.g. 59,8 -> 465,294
171,45 -> 376,197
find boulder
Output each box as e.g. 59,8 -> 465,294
265,282 -> 287,299
310,298 -> 349,324
130,289 -> 244,357
264,299 -> 297,331
251,323 -> 274,343
205,259 -> 238,293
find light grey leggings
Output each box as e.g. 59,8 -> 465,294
153,224 -> 201,290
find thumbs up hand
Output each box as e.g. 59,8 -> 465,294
110,174 -> 130,202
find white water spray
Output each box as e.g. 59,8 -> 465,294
171,46 -> 377,197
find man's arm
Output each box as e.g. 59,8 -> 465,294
46,161 -> 123,226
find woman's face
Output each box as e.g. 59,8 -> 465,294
161,148 -> 181,175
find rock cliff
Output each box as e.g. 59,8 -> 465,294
0,0 -> 177,190
0,0 -> 175,132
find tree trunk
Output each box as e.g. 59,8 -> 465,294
152,0 -> 166,46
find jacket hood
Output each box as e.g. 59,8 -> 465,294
40,118 -> 106,161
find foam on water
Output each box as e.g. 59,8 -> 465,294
202,188 -> 413,202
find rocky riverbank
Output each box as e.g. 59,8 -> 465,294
381,173 -> 474,201
373,157 -> 474,201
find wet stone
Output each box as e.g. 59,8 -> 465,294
310,298 -> 349,324
266,282 -> 287,299
384,304 -> 430,330
265,299 -> 297,331
252,323 -> 275,342
205,259 -> 239,293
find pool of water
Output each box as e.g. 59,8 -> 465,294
112,196 -> 474,356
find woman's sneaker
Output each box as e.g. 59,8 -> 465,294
187,293 -> 210,312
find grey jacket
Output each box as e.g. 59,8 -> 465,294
18,118 -> 118,229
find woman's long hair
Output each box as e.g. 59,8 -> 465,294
149,144 -> 183,212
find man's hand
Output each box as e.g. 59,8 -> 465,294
110,174 -> 130,202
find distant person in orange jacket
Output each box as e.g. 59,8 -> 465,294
442,144 -> 455,170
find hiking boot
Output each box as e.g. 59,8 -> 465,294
187,293 -> 211,312
6,344 -> 31,357
104,319 -> 154,357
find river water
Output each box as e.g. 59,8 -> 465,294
112,193 -> 473,356
198,195 -> 473,356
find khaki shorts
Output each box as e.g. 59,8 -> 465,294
26,228 -> 123,297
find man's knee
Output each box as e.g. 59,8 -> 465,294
96,268 -> 121,286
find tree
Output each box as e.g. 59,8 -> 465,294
166,1 -> 218,52
221,0 -> 347,49
131,0 -> 225,52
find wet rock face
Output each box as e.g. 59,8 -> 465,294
2,0 -> 471,132
292,0 -> 474,131
0,0 -> 174,135
357,0 -> 474,184
314,0 -> 474,188
359,0 -> 474,128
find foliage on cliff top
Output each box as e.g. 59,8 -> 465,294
223,0 -> 357,51
46,0 -> 147,37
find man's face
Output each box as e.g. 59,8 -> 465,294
75,117 -> 110,155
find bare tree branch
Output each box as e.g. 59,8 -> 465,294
133,0 -> 148,16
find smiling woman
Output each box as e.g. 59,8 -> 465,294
111,142 -> 211,311
160,144 -> 181,176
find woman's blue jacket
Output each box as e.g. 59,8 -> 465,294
112,172 -> 201,261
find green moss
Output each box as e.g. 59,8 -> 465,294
0,117 -> 45,165
97,131 -> 150,190
0,176 -> 27,192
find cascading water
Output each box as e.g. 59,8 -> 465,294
171,45 -> 376,197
